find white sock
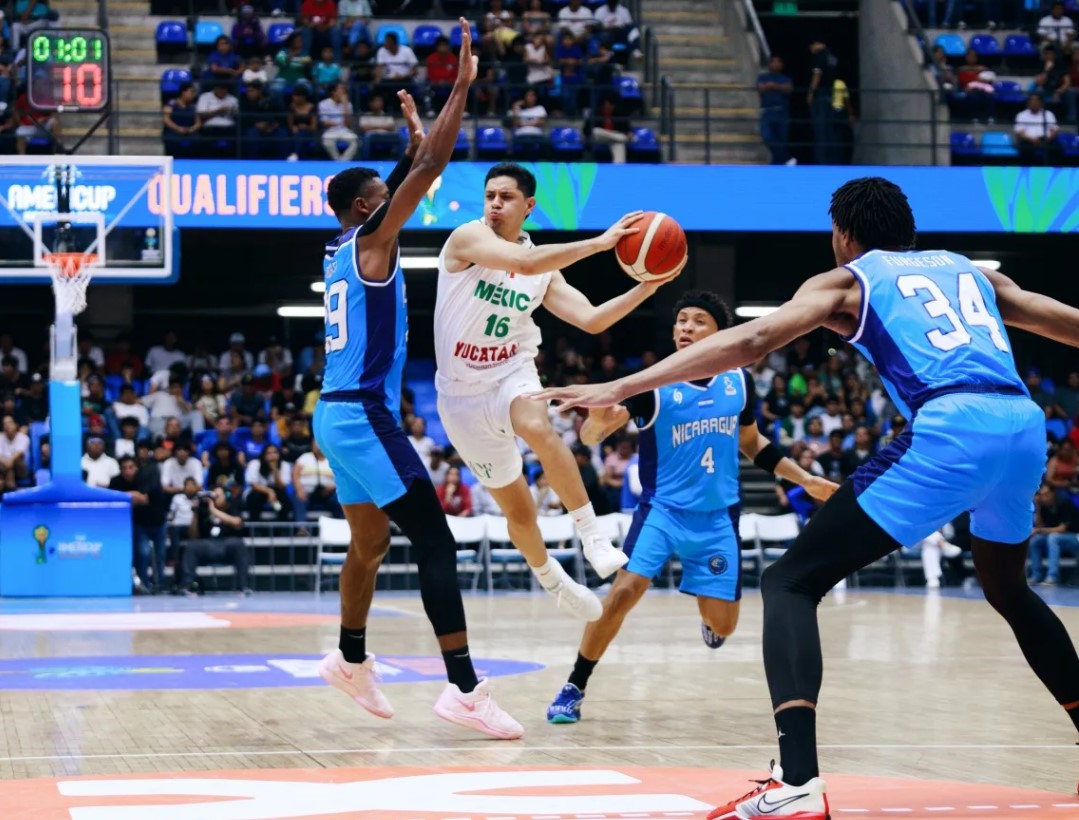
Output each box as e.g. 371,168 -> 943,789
569,502 -> 598,542
531,557 -> 565,590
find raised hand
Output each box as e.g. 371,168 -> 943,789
595,211 -> 644,251
803,475 -> 840,502
397,90 -> 425,154
455,17 -> 479,85
529,381 -> 628,412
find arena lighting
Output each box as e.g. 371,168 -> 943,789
735,305 -> 780,318
277,305 -> 325,318
972,259 -> 1002,270
310,281 -> 326,293
400,255 -> 440,269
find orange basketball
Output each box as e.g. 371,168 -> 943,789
615,212 -> 687,284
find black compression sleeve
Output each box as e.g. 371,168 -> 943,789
739,369 -> 758,426
623,391 -> 656,426
384,154 -> 414,195
753,442 -> 784,475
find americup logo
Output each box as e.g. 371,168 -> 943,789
35,531 -> 104,561
33,524 -> 49,564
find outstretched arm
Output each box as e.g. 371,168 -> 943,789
738,423 -> 838,502
542,268 -> 673,334
982,267 -> 1079,348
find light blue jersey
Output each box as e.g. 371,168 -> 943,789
637,370 -> 751,513
843,249 -> 1027,418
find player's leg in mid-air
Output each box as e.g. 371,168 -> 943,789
510,394 -> 629,578
677,506 -> 743,649
315,401 -> 522,739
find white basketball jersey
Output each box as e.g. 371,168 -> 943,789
434,221 -> 552,396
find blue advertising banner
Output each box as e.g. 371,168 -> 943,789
5,162 -> 1077,233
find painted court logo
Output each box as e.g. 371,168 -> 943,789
33,524 -> 49,564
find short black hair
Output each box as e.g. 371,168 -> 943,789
327,167 -> 381,218
829,177 -> 916,252
484,162 -> 537,198
673,290 -> 733,331
118,455 -> 137,467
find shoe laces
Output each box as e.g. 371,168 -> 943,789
732,761 -> 779,804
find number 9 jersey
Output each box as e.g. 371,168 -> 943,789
841,249 -> 1026,419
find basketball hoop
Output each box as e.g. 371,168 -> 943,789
45,251 -> 96,317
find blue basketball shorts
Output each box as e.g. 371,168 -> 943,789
622,501 -> 742,601
313,398 -> 429,508
853,392 -> 1046,547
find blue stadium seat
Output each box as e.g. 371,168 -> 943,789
195,20 -> 225,52
1058,132 -> 1079,162
550,126 -> 584,159
993,80 -> 1026,106
267,22 -> 295,47
405,359 -> 436,380
980,131 -> 1018,158
477,126 -> 509,159
511,133 -> 549,160
969,34 -> 1001,65
934,33 -> 967,60
450,24 -> 479,49
412,24 -> 443,59
453,128 -> 471,160
160,68 -> 192,102
459,466 -> 477,487
1003,34 -> 1037,58
1047,419 -> 1071,441
627,127 -> 661,162
950,131 -> 978,164
155,21 -> 188,61
375,24 -> 409,47
617,76 -> 642,100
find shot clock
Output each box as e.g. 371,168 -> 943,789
27,29 -> 111,112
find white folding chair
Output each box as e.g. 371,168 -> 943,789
754,512 -> 801,563
315,516 -> 352,598
537,513 -> 586,584
445,514 -> 488,592
615,512 -> 635,540
593,513 -> 623,544
483,514 -> 528,592
738,512 -> 764,583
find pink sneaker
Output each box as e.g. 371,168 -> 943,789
317,649 -> 393,719
433,678 -> 523,739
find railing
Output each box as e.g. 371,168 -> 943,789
742,0 -> 772,66
894,0 -> 934,67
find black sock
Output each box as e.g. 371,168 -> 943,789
442,646 -> 479,693
339,626 -> 367,664
775,707 -> 819,786
568,653 -> 598,691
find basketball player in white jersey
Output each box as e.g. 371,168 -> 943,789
434,162 -> 682,620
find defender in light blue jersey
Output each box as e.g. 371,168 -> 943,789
312,29 -> 523,741
545,291 -> 837,724
537,178 -> 1079,818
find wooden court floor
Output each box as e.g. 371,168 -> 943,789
0,588 -> 1078,818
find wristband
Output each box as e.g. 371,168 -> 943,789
753,443 -> 783,475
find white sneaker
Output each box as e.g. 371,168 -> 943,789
708,762 -> 829,819
942,541 -> 962,558
434,678 -> 523,739
926,577 -> 941,589
582,535 -> 628,579
318,649 -> 393,719
543,570 -> 602,621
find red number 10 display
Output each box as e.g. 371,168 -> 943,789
27,29 -> 111,112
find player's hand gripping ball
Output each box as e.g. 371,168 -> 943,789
616,212 -> 688,284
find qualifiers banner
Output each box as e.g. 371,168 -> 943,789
139,162 -> 1079,233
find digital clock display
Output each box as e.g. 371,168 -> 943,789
27,29 -> 111,112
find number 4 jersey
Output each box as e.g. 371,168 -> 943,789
433,221 -> 552,397
842,249 -> 1027,418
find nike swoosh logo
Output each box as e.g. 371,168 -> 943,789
757,792 -> 810,813
336,663 -> 354,681
456,699 -> 477,712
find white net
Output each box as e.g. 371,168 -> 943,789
47,253 -> 96,317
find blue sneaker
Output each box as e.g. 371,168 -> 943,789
547,683 -> 584,723
701,623 -> 726,649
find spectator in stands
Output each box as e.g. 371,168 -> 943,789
167,477 -> 199,557
114,417 -> 141,460
286,85 -> 319,160
145,375 -> 202,436
113,383 -> 150,430
531,468 -> 564,516
280,415 -> 312,462
0,413 -> 28,491
761,373 -> 792,423
814,430 -> 846,481
557,0 -> 595,42
146,331 -> 185,375
555,30 -> 586,115
807,41 -> 838,165
1014,92 -> 1060,165
174,484 -> 251,596
776,446 -> 825,519
318,81 -> 359,160
300,0 -> 340,62
227,374 -> 264,426
82,435 -> 119,488
154,416 -> 191,462
758,54 -> 794,165
914,528 -> 963,589
842,426 -> 876,475
0,334 -> 28,374
375,32 -> 418,112
240,81 -> 286,159
203,36 -> 243,90
0,356 -> 26,393
273,33 -> 313,99
407,416 -> 436,463
572,441 -> 609,514
427,445 -> 449,484
1054,371 -> 1079,420
14,91 -> 61,154
348,39 -> 375,101
105,334 -> 143,377
1032,46 -> 1076,123
208,441 -> 245,489
0,104 -> 13,153
241,417 -> 271,462
522,0 -> 553,46
292,440 -> 341,523
111,455 -> 168,593
1047,438 -> 1079,491
437,465 -> 473,517
220,332 -> 254,372
802,416 -> 829,455
879,413 -> 907,448
424,36 -> 459,115
199,417 -> 238,467
338,0 -> 371,55
485,0 -> 514,26
196,82 -> 239,157
219,350 -> 248,392
244,442 -> 293,520
594,0 -> 639,61
231,5 -> 268,59
1037,1 -> 1076,50
1029,482 -> 1079,586
10,0 -> 55,52
358,94 -> 398,158
511,86 -> 547,137
161,441 -> 204,496
18,373 -> 47,424
312,45 -> 343,93
258,336 -> 293,377
77,333 -> 105,370
242,55 -> 269,87
601,437 -> 633,512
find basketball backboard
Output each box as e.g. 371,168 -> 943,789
0,155 -> 176,284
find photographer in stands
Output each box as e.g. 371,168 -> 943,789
174,484 -> 252,596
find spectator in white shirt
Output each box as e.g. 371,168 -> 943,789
244,443 -> 294,520
1015,92 -> 1061,165
408,416 -> 436,463
525,31 -> 555,87
1038,2 -> 1076,48
77,333 -> 106,369
511,87 -> 548,136
292,440 -> 342,523
82,436 -> 121,488
162,442 -> 205,495
0,333 -> 29,374
114,417 -> 142,460
557,0 -> 595,41
0,414 -> 29,490
196,83 -> 240,153
318,82 -> 360,160
530,469 -> 564,516
593,0 -> 639,56
113,383 -> 150,430
471,480 -> 503,516
143,376 -> 203,436
219,332 -> 255,373
145,330 -> 187,375
427,446 -> 450,484
168,477 -> 200,549
257,336 -> 294,378
375,32 -> 418,111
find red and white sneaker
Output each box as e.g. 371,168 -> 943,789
708,762 -> 829,819
317,649 -> 393,719
434,678 -> 524,739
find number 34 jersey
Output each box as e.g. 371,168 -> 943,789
842,249 -> 1026,418
633,370 -> 755,514
433,220 -> 552,397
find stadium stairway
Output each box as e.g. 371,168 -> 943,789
51,0 -> 168,154
642,0 -> 767,163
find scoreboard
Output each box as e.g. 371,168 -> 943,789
27,29 -> 111,112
